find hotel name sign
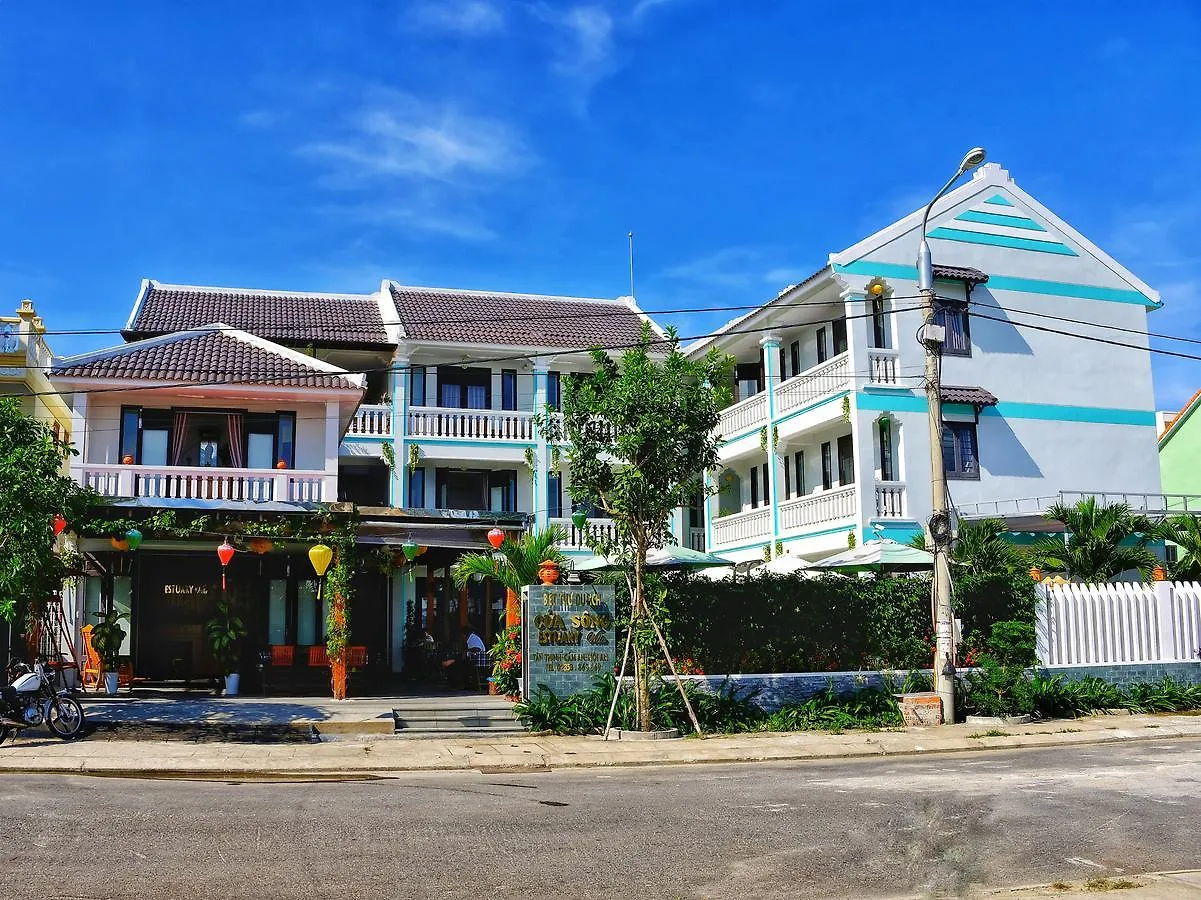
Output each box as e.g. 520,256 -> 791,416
521,584 -> 616,698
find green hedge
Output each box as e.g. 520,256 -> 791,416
653,571 -> 1038,674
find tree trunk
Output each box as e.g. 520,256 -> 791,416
505,587 -> 520,629
330,592 -> 347,701
633,542 -> 652,732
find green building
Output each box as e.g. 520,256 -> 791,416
1159,391 -> 1201,497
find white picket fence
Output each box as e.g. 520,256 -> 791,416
1036,581 -> 1201,667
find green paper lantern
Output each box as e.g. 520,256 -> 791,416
125,528 -> 143,551
402,539 -> 419,562
571,508 -> 588,530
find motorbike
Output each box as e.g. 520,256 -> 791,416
0,659 -> 86,744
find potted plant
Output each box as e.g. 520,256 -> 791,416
91,610 -> 128,695
205,595 -> 248,696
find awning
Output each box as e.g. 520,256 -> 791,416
942,385 -> 998,408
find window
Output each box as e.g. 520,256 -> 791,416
547,472 -> 563,518
408,467 -> 426,507
783,458 -> 790,498
832,317 -> 848,356
762,463 -> 769,502
267,580 -> 287,645
879,419 -> 895,482
790,341 -> 801,377
778,347 -> 786,380
934,301 -> 971,356
276,413 -> 296,469
837,434 -> 855,486
735,363 -> 762,400
410,366 -> 427,406
547,372 -> 562,411
750,466 -> 760,508
942,421 -> 980,479
793,450 -> 805,498
119,406 -> 140,462
816,328 -> 828,364
871,297 -> 888,349
247,432 -> 274,470
436,468 -> 490,510
501,370 -> 517,411
489,470 -> 517,512
437,367 -> 491,409
821,441 -> 833,490
142,429 -> 169,467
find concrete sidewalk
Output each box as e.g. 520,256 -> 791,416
2,709 -> 1201,777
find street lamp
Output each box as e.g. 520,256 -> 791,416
916,146 -> 985,726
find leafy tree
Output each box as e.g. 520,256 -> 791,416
1026,497 -> 1157,582
1155,515 -> 1201,581
540,324 -> 732,731
0,398 -> 91,629
452,525 -> 567,625
913,517 -> 1025,577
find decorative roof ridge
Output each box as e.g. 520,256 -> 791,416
388,281 -> 628,307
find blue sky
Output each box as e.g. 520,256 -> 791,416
1,1 -> 1199,408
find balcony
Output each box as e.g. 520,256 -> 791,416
550,517 -> 619,551
717,392 -> 767,440
867,348 -> 900,387
774,352 -> 850,417
711,506 -> 771,548
407,406 -> 535,442
687,527 -> 706,552
75,464 -> 333,504
778,485 -> 857,532
346,404 -> 394,438
874,481 -> 906,517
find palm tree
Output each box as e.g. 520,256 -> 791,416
910,517 -> 1023,577
452,526 -> 568,627
1155,515 -> 1201,581
1027,497 -> 1157,582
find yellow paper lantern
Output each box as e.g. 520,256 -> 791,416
309,544 -> 334,577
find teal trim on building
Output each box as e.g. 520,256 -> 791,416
855,390 -> 1156,427
954,210 -> 1046,232
408,437 -> 535,448
344,434 -> 391,443
926,226 -> 1078,256
984,193 -> 1015,207
831,263 -> 1157,308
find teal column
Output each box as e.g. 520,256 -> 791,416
761,335 -> 782,553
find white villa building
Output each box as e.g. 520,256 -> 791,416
692,162 -> 1163,564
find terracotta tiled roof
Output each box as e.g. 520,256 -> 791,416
933,264 -> 989,284
53,327 -> 363,390
389,284 -> 647,349
1160,389 -> 1201,441
942,385 -> 998,407
125,282 -> 393,348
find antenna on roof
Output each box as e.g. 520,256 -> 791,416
628,231 -> 636,301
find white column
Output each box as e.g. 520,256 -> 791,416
324,400 -> 340,501
393,355 -> 409,507
760,334 -> 781,555
532,364 -> 548,529
1153,580 -> 1177,661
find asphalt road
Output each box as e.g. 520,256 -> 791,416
3,739 -> 1200,900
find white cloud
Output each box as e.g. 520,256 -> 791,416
663,247 -> 812,292
528,4 -> 617,107
408,0 -> 505,36
631,0 -> 689,23
303,90 -> 530,186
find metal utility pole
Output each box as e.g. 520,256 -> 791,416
916,147 -> 987,724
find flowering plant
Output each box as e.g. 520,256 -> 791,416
491,623 -> 522,696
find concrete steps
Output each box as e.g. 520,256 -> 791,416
391,697 -> 524,737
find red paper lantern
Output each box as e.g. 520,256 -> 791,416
52,514 -> 67,537
217,539 -> 236,589
487,527 -> 505,550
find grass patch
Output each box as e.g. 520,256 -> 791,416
1083,876 -> 1142,891
969,729 -> 1008,738
1055,727 -> 1083,733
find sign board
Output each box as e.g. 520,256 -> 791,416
521,583 -> 616,699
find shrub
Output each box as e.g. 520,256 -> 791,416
762,685 -> 902,732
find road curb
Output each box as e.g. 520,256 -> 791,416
3,721 -> 1200,779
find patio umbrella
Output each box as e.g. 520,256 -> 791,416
812,539 -> 935,574
572,544 -> 736,573
754,554 -> 813,576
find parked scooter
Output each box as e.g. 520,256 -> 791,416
0,659 -> 86,744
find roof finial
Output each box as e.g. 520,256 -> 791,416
628,231 -> 636,301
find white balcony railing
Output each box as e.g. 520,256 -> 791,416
718,392 -> 768,439
408,406 -> 535,441
74,464 -> 333,504
711,507 -> 771,548
687,527 -> 706,552
774,352 -> 850,416
867,348 -> 900,386
347,404 -> 393,437
778,485 -> 856,533
874,481 -> 906,518
551,517 -> 619,551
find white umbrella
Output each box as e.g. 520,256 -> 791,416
813,539 -> 935,573
756,554 -> 812,576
